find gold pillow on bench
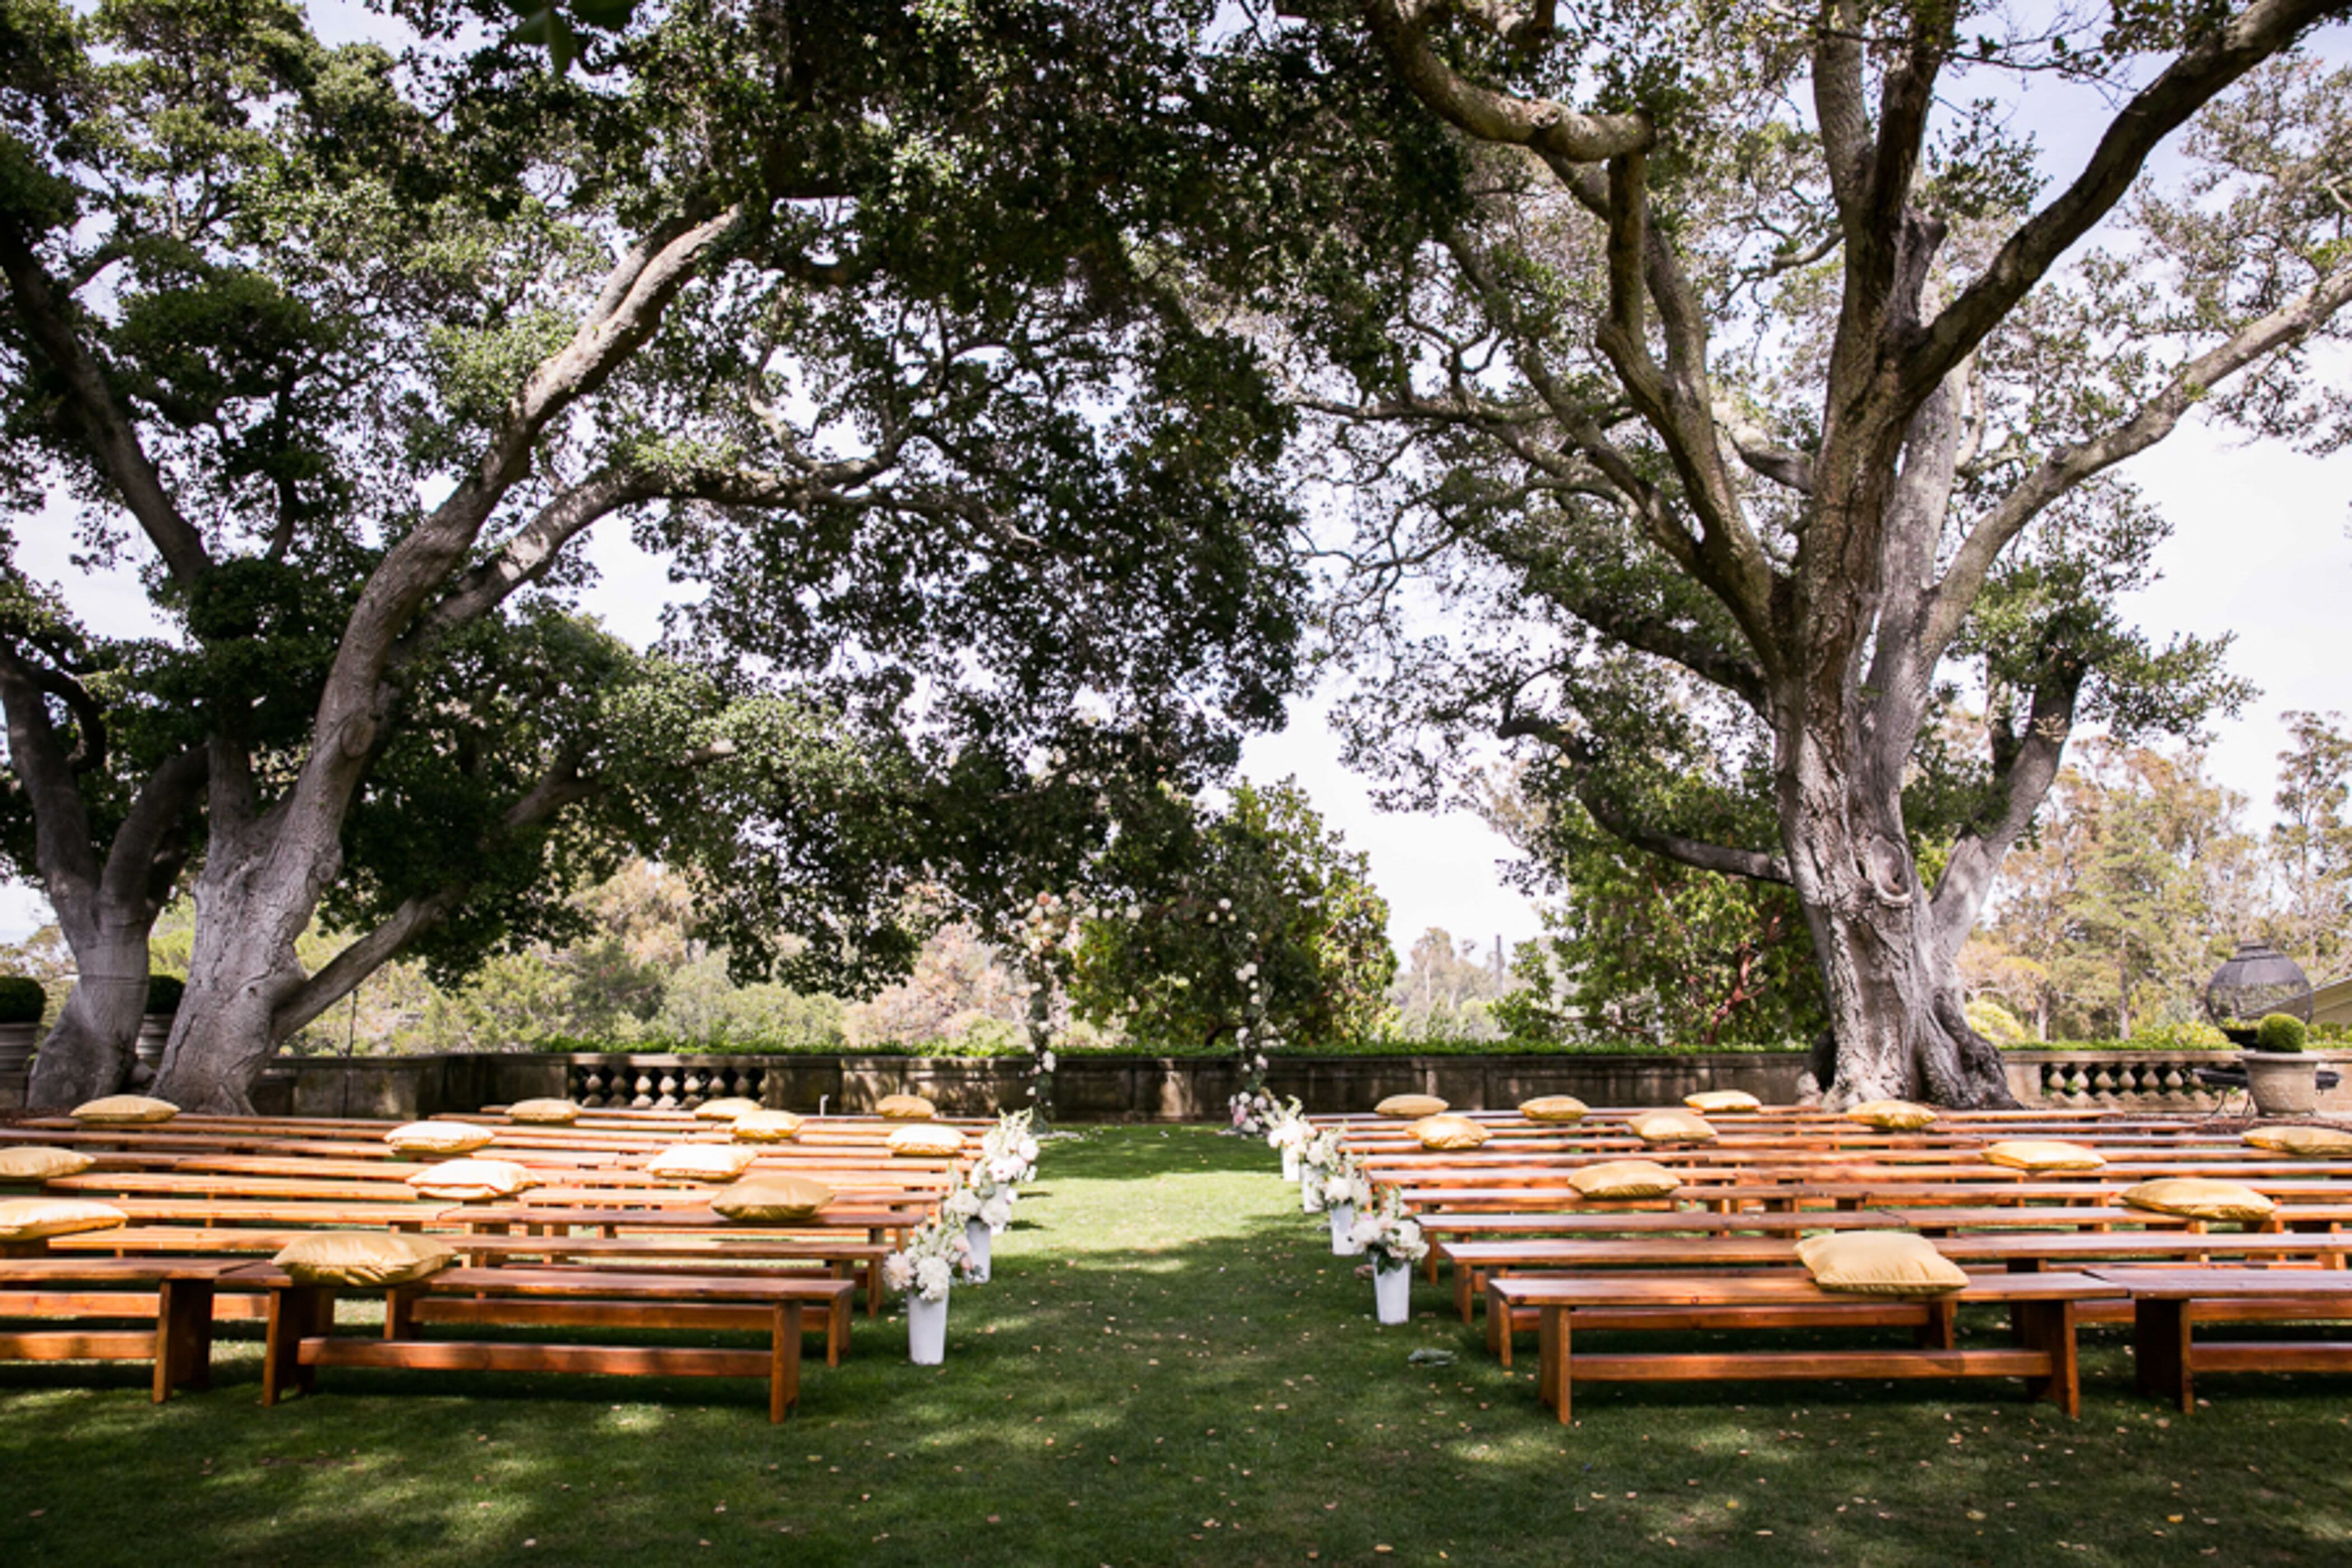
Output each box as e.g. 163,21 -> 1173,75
2121,1178 -> 2275,1222
0,1196 -> 127,1241
695,1096 -> 763,1121
876,1094 -> 937,1120
1628,1109 -> 1717,1145
0,1146 -> 95,1180
1684,1090 -> 1760,1114
1796,1231 -> 1968,1296
385,1121 -> 494,1156
1376,1094 -> 1448,1119
731,1109 -> 804,1143
70,1094 -> 178,1126
1984,1140 -> 2104,1172
274,1231 -> 456,1287
888,1123 -> 967,1158
1568,1160 -> 1681,1199
1846,1099 -> 1936,1131
407,1158 -> 539,1201
1413,1114 -> 1488,1151
2243,1125 -> 2352,1156
1517,1095 -> 1588,1123
647,1144 -> 758,1182
506,1098 -> 580,1125
712,1174 -> 837,1221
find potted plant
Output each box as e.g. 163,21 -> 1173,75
883,1215 -> 981,1365
136,974 -> 185,1071
0,976 -> 45,1075
1347,1189 -> 1430,1326
2242,1012 -> 2320,1117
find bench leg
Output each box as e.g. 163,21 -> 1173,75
383,1282 -> 427,1341
1455,1265 -> 1476,1326
1485,1281 -> 1511,1368
262,1286 -> 335,1406
829,1289 -> 849,1368
2133,1298 -> 2194,1413
768,1302 -> 805,1423
1915,1298 -> 1957,1351
2018,1299 -> 2082,1419
1537,1305 -> 1571,1425
153,1277 -> 217,1402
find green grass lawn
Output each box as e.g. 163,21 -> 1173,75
4,1125 -> 2351,1565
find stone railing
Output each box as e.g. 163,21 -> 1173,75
6,1044 -> 2344,1118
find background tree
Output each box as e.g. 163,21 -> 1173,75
1210,0 -> 2343,1102
0,0 -> 1309,1108
2270,710 -> 2352,979
1068,778 -> 1396,1104
1389,925 -> 1507,1039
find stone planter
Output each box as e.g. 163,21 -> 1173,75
2243,1052 -> 2321,1117
0,1021 -> 35,1076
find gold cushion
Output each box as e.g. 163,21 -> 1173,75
384,1121 -> 494,1156
1984,1140 -> 2106,1173
0,1146 -> 95,1180
1684,1090 -> 1760,1114
1845,1099 -> 1936,1131
888,1123 -> 967,1158
2120,1178 -> 2276,1222
731,1109 -> 804,1143
506,1098 -> 580,1126
1567,1160 -> 1681,1200
1796,1231 -> 1970,1296
1518,1095 -> 1589,1124
1628,1109 -> 1718,1145
2243,1125 -> 2352,1156
711,1174 -> 837,1222
876,1094 -> 937,1121
0,1196 -> 127,1241
1375,1094 -> 1448,1119
273,1231 -> 456,1288
694,1096 -> 763,1122
1412,1113 -> 1489,1151
69,1094 -> 178,1126
406,1158 -> 539,1201
646,1144 -> 758,1182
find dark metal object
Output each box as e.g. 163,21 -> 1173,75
2194,1065 -> 2341,1092
2204,942 -> 2313,1044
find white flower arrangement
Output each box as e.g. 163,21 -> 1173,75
944,1108 -> 1040,1236
1348,1189 -> 1429,1269
1262,1097 -> 1310,1154
884,1215 -> 979,1303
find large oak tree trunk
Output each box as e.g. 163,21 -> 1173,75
151,825 -> 319,1114
1781,720 -> 2018,1109
25,921 -> 152,1107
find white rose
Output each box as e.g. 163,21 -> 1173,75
914,1256 -> 954,1301
1038,1049 -> 1057,1072
1218,898 -> 1232,911
980,1194 -> 1014,1232
1348,1217 -> 1382,1248
883,1255 -> 915,1294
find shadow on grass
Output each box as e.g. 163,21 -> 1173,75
3,1124 -> 2350,1567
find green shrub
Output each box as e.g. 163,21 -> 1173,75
2131,1016 -> 2230,1050
0,976 -> 45,1025
2255,1012 -> 2309,1053
143,974 -> 185,1015
1965,997 -> 2028,1044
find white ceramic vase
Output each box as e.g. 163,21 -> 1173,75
1329,1201 -> 1360,1255
1374,1260 -> 1411,1325
1281,1147 -> 1301,1183
908,1291 -> 949,1365
1302,1178 -> 1324,1214
964,1218 -> 993,1283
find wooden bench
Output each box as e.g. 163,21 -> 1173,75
0,1257 -> 262,1401
238,1263 -> 856,1422
1490,1271 -> 2120,1422
2086,1265 -> 2352,1411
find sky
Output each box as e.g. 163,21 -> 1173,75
3,9 -> 2348,969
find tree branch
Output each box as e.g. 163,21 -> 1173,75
1356,0 -> 1655,162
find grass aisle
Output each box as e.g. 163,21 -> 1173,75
2,1125 -> 2351,1565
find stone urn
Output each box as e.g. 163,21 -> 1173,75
2243,1052 -> 2321,1117
0,1021 -> 36,1077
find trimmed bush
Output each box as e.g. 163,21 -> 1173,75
143,974 -> 185,1015
0,976 -> 45,1025
2255,1012 -> 2309,1053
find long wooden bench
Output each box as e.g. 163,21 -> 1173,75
1490,1271 -> 2120,1422
238,1262 -> 856,1422
0,1257 -> 263,1401
2086,1265 -> 2352,1411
